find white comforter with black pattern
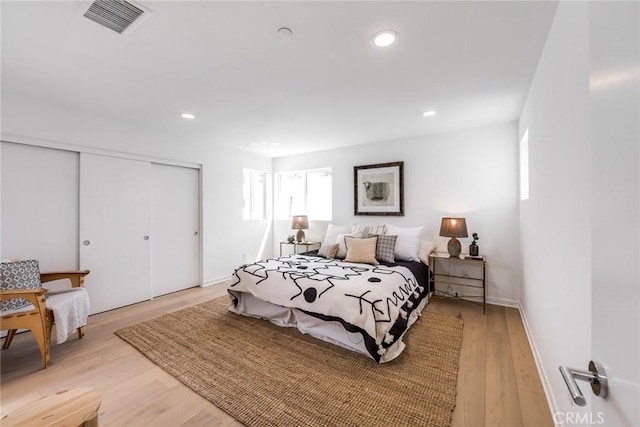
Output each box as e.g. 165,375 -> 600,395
228,254 -> 428,362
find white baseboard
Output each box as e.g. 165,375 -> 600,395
486,296 -> 520,308
517,302 -> 560,426
201,276 -> 231,287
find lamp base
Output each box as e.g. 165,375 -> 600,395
447,237 -> 462,257
296,229 -> 306,243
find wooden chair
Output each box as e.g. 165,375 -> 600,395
0,260 -> 90,368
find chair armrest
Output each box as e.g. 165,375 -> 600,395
40,270 -> 90,288
0,288 -> 47,298
0,288 -> 47,308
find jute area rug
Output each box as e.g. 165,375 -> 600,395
116,297 -> 464,427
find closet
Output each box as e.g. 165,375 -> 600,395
1,143 -> 200,314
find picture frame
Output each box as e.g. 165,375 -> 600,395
354,161 -> 404,216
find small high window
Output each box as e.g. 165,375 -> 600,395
520,129 -> 529,201
243,169 -> 267,220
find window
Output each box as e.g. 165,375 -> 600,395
520,129 -> 529,201
243,169 -> 267,220
275,168 -> 332,220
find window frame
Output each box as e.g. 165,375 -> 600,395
242,168 -> 268,220
274,167 -> 332,220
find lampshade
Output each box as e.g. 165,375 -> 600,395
439,218 -> 468,238
439,217 -> 468,257
291,215 -> 309,230
291,215 -> 309,243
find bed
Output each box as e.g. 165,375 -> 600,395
228,251 -> 431,363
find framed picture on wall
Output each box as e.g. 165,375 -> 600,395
354,161 -> 404,216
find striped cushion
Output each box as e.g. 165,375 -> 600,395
370,234 -> 397,263
0,260 -> 42,312
353,224 -> 386,236
368,225 -> 387,236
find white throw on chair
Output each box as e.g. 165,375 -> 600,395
0,260 -> 90,368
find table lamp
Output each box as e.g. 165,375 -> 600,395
439,217 -> 468,257
291,215 -> 309,243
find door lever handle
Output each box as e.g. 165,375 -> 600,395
559,360 -> 607,406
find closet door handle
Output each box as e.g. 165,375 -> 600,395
194,231 -> 199,236
143,236 -> 149,240
83,240 -> 91,246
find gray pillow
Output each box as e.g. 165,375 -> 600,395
318,242 -> 339,259
370,234 -> 397,263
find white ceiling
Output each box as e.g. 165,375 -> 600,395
1,1 -> 558,158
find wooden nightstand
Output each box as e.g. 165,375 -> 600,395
429,252 -> 487,313
279,241 -> 321,256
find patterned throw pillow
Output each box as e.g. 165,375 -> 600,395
370,234 -> 397,263
0,260 -> 42,312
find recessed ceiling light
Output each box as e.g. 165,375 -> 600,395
180,113 -> 195,119
371,30 -> 398,48
422,110 -> 437,117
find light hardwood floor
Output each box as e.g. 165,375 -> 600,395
0,284 -> 553,426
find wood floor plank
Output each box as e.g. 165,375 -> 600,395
101,380 -> 174,426
505,307 -> 554,427
0,285 -> 553,426
485,304 -> 524,427
426,296 -> 488,427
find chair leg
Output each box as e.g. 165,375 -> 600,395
36,335 -> 50,368
31,323 -> 50,368
3,329 -> 17,349
77,327 -> 84,339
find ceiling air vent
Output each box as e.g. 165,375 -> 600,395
83,0 -> 150,35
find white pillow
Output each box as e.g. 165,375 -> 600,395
418,240 -> 437,264
384,224 -> 423,262
324,224 -> 352,243
336,232 -> 363,259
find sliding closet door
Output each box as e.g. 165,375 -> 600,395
150,163 -> 200,296
80,153 -> 151,314
1,142 -> 78,271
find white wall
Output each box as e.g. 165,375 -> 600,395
274,122 -> 521,305
1,93 -> 273,285
518,1 -> 591,419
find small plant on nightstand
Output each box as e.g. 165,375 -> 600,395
469,233 -> 479,256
